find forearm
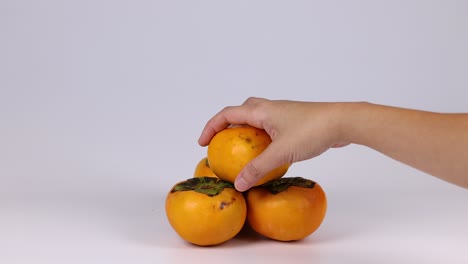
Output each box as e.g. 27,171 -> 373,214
340,102 -> 468,189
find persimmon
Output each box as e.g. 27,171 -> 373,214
246,177 -> 327,242
207,125 -> 290,186
193,157 -> 217,178
165,177 -> 247,246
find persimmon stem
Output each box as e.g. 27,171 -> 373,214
261,177 -> 316,194
171,177 -> 234,196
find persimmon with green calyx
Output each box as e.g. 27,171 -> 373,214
246,177 -> 327,242
165,177 -> 247,246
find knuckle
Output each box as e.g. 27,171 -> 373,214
243,96 -> 265,106
249,101 -> 269,123
221,105 -> 234,113
243,97 -> 258,105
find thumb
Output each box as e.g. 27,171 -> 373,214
234,141 -> 290,192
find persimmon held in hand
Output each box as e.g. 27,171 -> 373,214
207,125 -> 290,186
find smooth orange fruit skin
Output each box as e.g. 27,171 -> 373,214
165,186 -> 247,246
207,126 -> 290,186
193,157 -> 217,178
246,183 -> 327,241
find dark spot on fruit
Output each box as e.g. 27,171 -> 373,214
219,198 -> 236,210
220,202 -> 227,209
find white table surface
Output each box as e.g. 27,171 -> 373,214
1,173 -> 467,264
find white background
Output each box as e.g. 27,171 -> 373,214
1,0 -> 467,263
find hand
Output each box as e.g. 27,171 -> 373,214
198,97 -> 349,191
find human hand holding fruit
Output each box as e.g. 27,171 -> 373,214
198,97 -> 348,192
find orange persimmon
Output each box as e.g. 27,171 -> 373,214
193,157 -> 217,178
165,177 -> 247,246
207,125 -> 289,186
246,177 -> 327,241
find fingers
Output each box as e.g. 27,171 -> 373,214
197,106 -> 250,146
234,141 -> 290,192
331,142 -> 350,148
198,97 -> 267,146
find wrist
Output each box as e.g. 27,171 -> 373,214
335,101 -> 373,146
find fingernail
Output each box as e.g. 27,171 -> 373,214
235,177 -> 251,192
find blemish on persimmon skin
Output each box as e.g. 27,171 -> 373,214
238,133 -> 252,144
219,198 -> 236,210
220,202 -> 227,210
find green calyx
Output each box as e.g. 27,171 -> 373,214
171,177 -> 234,197
261,177 -> 316,194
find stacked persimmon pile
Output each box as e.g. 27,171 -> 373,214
165,126 -> 327,246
